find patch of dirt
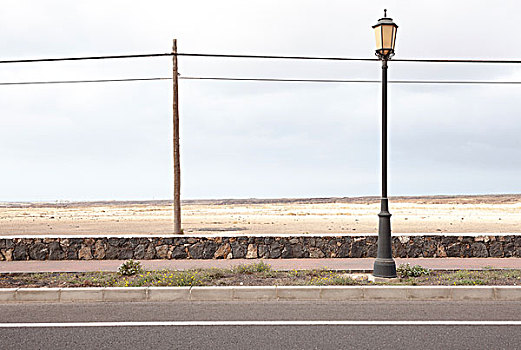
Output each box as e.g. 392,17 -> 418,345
1,269 -> 521,288
1,194 -> 520,235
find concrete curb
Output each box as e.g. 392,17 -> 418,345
1,286 -> 521,303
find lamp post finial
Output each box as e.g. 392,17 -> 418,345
384,9 -> 387,17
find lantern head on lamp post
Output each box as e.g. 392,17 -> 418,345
372,10 -> 398,278
372,9 -> 398,60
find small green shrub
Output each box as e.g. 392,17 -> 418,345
233,261 -> 272,274
307,275 -> 356,286
118,259 -> 143,276
397,263 -> 430,278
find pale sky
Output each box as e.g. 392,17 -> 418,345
1,0 -> 520,201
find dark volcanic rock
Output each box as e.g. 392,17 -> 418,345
231,242 -> 246,259
203,242 -> 218,259
365,237 -> 378,258
470,242 -> 488,257
144,245 -> 156,259
172,246 -> 187,259
392,240 -> 407,258
13,245 -> 28,260
134,244 -> 146,259
189,243 -> 205,259
119,248 -> 134,260
105,246 -> 119,260
108,238 -> 123,247
291,244 -> 304,258
258,244 -> 269,258
460,238 -> 473,257
423,238 -> 438,257
281,244 -> 292,259
446,243 -> 461,258
515,236 -> 521,249
504,243 -> 515,257
48,241 -> 65,260
29,243 -> 48,260
155,245 -> 169,259
2,234 -> 520,260
337,242 -> 350,258
269,242 -> 281,258
488,241 -> 503,257
407,238 -> 424,258
350,239 -> 365,258
66,248 -> 78,260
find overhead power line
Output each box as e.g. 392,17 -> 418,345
0,53 -> 172,64
1,52 -> 521,64
180,53 -> 521,64
2,76 -> 521,86
0,77 -> 170,86
394,58 -> 521,64
177,53 -> 376,62
180,77 -> 521,84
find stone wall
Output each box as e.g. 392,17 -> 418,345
1,235 -> 520,261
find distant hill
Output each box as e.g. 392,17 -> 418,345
1,194 -> 521,208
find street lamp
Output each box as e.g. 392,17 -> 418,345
372,9 -> 398,278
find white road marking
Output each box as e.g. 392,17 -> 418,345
0,320 -> 520,328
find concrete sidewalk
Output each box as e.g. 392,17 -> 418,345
1,258 -> 521,273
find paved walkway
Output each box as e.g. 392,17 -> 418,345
1,258 -> 521,273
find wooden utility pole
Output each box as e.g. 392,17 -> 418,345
172,39 -> 182,234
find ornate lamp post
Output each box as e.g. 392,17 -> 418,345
372,10 -> 398,278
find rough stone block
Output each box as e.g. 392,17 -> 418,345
470,242 -> 488,257
489,242 -> 504,257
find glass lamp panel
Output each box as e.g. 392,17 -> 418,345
374,26 -> 382,50
392,27 -> 397,50
381,24 -> 394,50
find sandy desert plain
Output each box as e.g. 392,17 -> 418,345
0,194 -> 520,236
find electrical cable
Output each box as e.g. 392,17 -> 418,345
1,52 -> 521,64
2,76 -> 521,86
0,77 -> 170,85
180,53 -> 521,64
179,77 -> 521,84
0,53 -> 172,64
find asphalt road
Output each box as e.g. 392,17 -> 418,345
0,301 -> 520,349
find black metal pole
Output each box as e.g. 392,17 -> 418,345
373,58 -> 397,278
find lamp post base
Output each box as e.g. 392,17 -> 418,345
373,258 -> 397,278
373,198 -> 397,278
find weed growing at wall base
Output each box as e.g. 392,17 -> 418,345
118,259 -> 143,276
397,263 -> 430,278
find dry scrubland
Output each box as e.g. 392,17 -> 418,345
0,195 -> 520,236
